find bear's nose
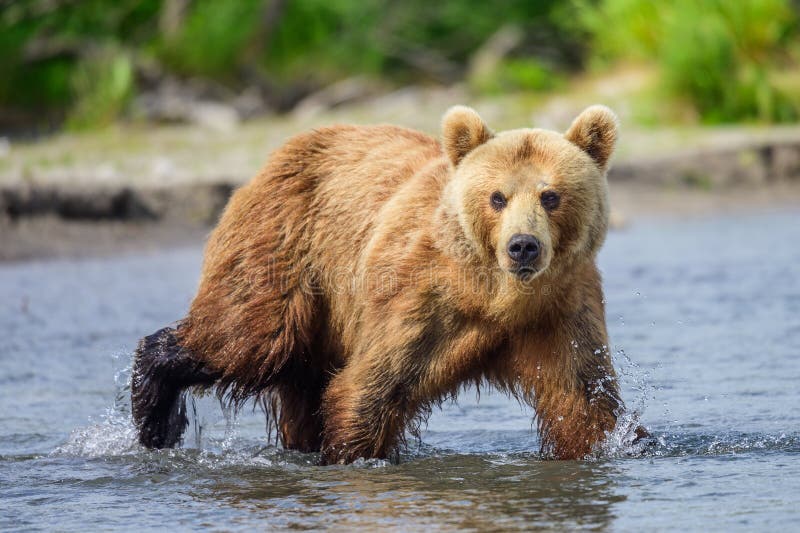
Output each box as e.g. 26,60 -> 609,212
507,234 -> 540,265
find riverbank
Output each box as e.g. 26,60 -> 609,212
2,90 -> 800,260
4,184 -> 799,262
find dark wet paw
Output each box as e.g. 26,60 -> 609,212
631,425 -> 657,450
130,327 -> 190,449
131,369 -> 189,449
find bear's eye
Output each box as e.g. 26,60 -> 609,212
490,191 -> 507,211
540,190 -> 560,211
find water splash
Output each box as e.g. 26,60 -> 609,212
53,356 -> 138,457
596,411 -> 653,459
53,405 -> 139,457
585,343 -> 658,459
50,352 -> 317,468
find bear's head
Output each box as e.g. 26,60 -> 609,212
441,105 -> 617,283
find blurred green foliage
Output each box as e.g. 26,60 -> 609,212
577,0 -> 800,123
1,0 -> 799,130
471,58 -> 564,95
0,0 -> 575,129
66,48 -> 134,129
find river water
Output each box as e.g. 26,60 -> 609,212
2,210 -> 799,531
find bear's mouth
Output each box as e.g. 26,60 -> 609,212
510,265 -> 538,280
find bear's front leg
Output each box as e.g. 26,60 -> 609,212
319,354 -> 418,465
506,307 -> 622,460
535,342 -> 620,459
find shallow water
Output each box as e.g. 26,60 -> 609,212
2,210 -> 799,531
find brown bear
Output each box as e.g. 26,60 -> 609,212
131,104 -> 634,464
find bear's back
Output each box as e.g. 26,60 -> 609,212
184,124 -> 444,374
293,125 -> 444,274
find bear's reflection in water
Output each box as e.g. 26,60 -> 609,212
190,452 -> 623,529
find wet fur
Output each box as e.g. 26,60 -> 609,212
131,107 -> 627,462
131,327 -> 220,448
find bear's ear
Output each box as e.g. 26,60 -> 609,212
442,105 -> 493,166
564,105 -> 618,171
